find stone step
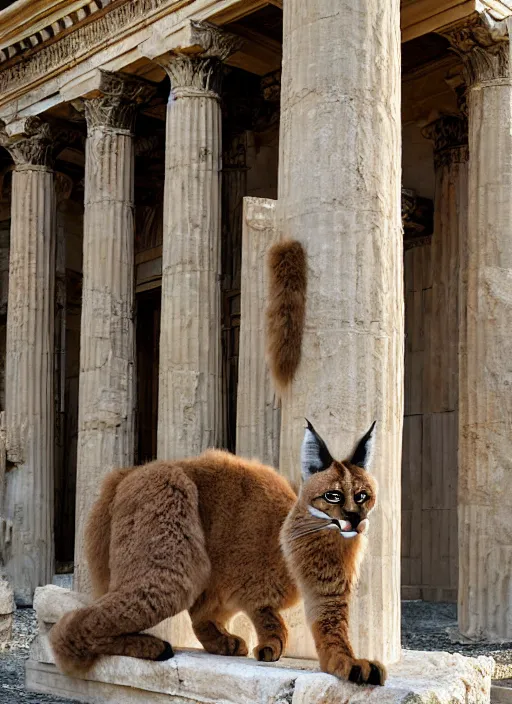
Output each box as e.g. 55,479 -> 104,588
27,586 -> 496,704
27,637 -> 495,704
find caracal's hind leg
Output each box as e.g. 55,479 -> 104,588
50,464 -> 211,677
247,606 -> 288,662
189,595 -> 248,657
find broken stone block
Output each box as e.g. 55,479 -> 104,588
0,577 -> 15,644
33,584 -> 91,636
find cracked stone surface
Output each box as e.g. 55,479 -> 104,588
2,592 -> 509,703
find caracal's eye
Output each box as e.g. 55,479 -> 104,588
354,491 -> 368,504
323,491 -> 343,504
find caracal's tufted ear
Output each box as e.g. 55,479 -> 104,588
301,419 -> 334,482
350,421 -> 376,470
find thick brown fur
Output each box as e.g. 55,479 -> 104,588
281,461 -> 386,685
50,431 -> 385,686
50,452 -> 298,677
266,239 -> 307,391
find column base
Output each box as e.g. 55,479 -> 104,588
28,587 -> 494,704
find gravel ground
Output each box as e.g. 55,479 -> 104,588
402,600 -> 512,680
0,608 -> 73,704
0,596 -> 511,703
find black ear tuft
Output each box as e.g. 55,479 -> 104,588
350,421 -> 376,470
301,419 -> 334,481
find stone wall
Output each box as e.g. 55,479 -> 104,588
401,121 -> 462,603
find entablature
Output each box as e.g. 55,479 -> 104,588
0,0 -> 281,121
0,0 -> 510,124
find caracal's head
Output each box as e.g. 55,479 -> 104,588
298,420 -> 378,539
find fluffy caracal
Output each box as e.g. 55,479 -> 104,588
50,420 -> 384,685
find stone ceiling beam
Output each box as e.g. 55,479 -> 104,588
402,0 -> 512,43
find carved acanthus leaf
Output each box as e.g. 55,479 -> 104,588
0,117 -> 55,167
160,56 -> 224,96
441,12 -> 509,85
83,70 -> 156,131
189,21 -> 244,61
422,115 -> 469,169
158,22 -> 243,96
261,69 -> 281,103
401,188 -> 434,245
96,70 -> 157,104
401,188 -> 416,224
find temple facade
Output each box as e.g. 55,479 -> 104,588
0,0 -> 511,680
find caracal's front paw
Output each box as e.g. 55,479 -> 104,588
322,654 -> 387,686
253,635 -> 284,662
209,634 -> 249,657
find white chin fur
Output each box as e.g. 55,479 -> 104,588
340,531 -> 358,539
357,519 -> 369,534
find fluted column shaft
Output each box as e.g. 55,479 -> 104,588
420,116 -> 468,601
277,0 -> 403,663
1,118 -> 56,604
423,116 -> 468,415
74,71 -> 153,593
236,197 -> 280,466
444,16 -> 512,640
149,25 -> 242,649
157,42 -> 235,460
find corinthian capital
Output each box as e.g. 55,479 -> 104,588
422,115 -> 469,169
441,12 -> 509,85
157,21 -> 243,97
83,70 -> 156,132
0,117 -> 55,168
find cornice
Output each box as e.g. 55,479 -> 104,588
0,0 -> 191,103
0,1 -> 114,62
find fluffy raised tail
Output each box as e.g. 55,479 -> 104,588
266,239 -> 307,391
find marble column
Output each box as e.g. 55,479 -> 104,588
0,117 -> 56,604
236,197 -> 280,467
156,23 -> 241,459
147,24 -> 241,650
74,71 -> 154,593
443,14 -> 512,641
277,0 -> 403,663
420,115 -> 468,601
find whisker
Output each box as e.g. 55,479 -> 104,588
290,523 -> 335,540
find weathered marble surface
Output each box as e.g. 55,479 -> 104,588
276,0 -> 403,664
236,196 -> 280,468
27,637 -> 494,704
2,117 -> 56,605
27,585 -> 494,704
442,14 -> 512,641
